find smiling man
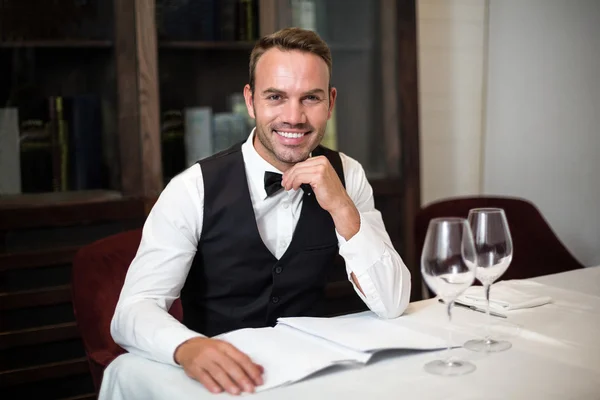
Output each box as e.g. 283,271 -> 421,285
111,28 -> 411,396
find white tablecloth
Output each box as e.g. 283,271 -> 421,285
99,266 -> 600,400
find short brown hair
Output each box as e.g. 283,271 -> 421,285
249,27 -> 332,92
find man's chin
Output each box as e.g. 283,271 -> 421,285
274,150 -> 311,165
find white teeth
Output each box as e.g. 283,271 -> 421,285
276,131 -> 306,139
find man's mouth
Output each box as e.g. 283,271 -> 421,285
273,129 -> 312,141
273,130 -> 311,139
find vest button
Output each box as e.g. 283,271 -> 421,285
275,266 -> 283,274
271,296 -> 280,304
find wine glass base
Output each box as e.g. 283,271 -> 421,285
424,359 -> 476,376
464,338 -> 512,353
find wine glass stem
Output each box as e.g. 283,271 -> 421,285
445,300 -> 453,363
485,284 -> 492,342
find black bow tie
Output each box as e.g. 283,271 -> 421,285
264,171 -> 312,197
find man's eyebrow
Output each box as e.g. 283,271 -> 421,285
261,88 -> 286,95
303,89 -> 326,96
260,88 -> 327,96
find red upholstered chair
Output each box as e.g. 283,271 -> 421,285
71,228 -> 183,392
415,196 -> 584,298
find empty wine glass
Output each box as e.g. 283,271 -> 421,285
421,217 -> 477,376
464,208 -> 513,353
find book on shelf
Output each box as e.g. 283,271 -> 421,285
236,0 -> 258,42
161,110 -> 186,183
227,92 -> 253,129
184,107 -> 213,167
63,94 -> 105,190
48,96 -> 68,192
179,96 -> 253,170
19,116 -> 54,194
7,94 -> 107,194
291,0 -> 328,41
156,0 -> 258,42
218,0 -> 238,41
47,94 -> 105,192
0,108 -> 21,195
215,313 -> 450,392
213,112 -> 248,154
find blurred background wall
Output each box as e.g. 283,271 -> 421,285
417,0 -> 600,266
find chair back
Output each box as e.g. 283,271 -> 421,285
415,196 -> 584,297
71,228 -> 183,391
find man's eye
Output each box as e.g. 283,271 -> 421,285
304,95 -> 319,102
268,94 -> 281,101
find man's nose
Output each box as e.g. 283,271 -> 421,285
281,100 -> 307,126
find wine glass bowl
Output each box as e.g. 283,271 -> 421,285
464,208 -> 514,353
421,217 -> 477,376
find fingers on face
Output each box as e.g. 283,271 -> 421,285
283,163 -> 329,190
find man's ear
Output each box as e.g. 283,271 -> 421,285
243,84 -> 256,119
328,87 -> 337,119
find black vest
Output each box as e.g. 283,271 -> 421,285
180,142 -> 346,337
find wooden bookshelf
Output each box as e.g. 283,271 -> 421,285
0,191 -> 147,232
0,357 -> 89,386
0,2 -> 422,399
0,40 -> 113,48
159,41 -> 255,50
0,190 -> 123,209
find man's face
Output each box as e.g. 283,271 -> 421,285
244,48 -> 336,171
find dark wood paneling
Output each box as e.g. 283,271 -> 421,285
159,41 -> 255,50
381,0 -> 401,176
372,178 -> 404,251
0,193 -> 146,231
259,0 -> 278,36
0,40 -> 112,48
0,357 -> 89,387
114,0 -> 142,196
114,0 -> 163,198
2,373 -> 95,399
397,0 -> 422,301
0,190 -> 122,208
2,303 -> 75,331
0,285 -> 71,310
371,178 -> 403,196
135,0 -> 163,198
0,322 -> 79,350
0,247 -> 78,272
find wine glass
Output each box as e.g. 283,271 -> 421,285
421,217 -> 477,376
464,208 -> 513,353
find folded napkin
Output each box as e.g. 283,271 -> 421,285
456,281 -> 552,312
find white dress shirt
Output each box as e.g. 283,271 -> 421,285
111,130 -> 411,366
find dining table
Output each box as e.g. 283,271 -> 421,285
99,265 -> 600,400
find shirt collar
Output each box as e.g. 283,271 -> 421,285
241,128 -> 284,200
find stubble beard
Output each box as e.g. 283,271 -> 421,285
253,106 -> 325,166
255,123 -> 312,165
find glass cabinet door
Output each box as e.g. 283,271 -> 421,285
155,0 -> 260,184
274,0 -> 420,298
0,1 -> 119,196
276,0 -> 389,179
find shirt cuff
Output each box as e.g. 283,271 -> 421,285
336,213 -> 386,276
154,326 -> 204,367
